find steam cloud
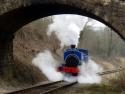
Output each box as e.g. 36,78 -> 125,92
47,15 -> 88,48
32,50 -> 102,83
32,50 -> 63,82
78,60 -> 102,83
32,15 -> 103,84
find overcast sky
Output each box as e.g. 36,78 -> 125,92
87,19 -> 106,30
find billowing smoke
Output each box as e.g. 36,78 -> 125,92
32,50 -> 63,82
78,60 -> 102,83
47,15 -> 88,48
32,15 -> 103,84
32,50 -> 102,84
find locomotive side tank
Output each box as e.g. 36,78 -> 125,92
58,45 -> 88,76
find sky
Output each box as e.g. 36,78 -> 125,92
87,19 -> 106,30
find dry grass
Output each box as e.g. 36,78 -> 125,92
10,18 -> 61,86
52,83 -> 124,94
109,70 -> 125,89
12,58 -> 47,85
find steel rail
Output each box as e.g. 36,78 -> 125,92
5,81 -> 62,94
5,81 -> 76,94
4,68 -> 125,94
97,68 -> 125,75
40,81 -> 76,94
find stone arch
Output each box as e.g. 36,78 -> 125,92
0,1 -> 125,71
0,4 -> 124,38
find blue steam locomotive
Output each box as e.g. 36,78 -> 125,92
58,45 -> 88,76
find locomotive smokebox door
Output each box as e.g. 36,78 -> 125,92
71,45 -> 76,49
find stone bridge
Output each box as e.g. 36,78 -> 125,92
0,0 -> 125,72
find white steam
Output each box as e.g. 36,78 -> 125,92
32,50 -> 102,84
78,60 -> 102,83
47,15 -> 88,48
32,50 -> 63,81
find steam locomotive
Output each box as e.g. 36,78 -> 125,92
58,45 -> 88,76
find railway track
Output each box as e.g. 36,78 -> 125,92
5,81 -> 76,94
4,68 -> 125,94
97,68 -> 125,76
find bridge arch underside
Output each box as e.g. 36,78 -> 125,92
0,3 -> 125,71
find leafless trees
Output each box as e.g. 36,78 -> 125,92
79,20 -> 125,58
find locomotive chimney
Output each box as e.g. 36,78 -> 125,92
71,44 -> 76,49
